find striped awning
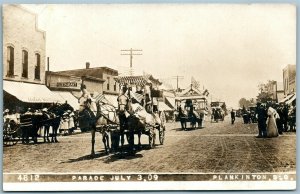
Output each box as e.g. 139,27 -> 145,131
286,94 -> 296,105
279,93 -> 295,103
115,76 -> 148,86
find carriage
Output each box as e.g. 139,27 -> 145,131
210,101 -> 225,122
175,95 -> 208,130
3,113 -> 43,145
210,107 -> 225,122
3,103 -> 73,146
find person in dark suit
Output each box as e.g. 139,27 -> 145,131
231,109 -> 235,124
256,103 -> 267,138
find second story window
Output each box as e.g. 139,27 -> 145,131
7,46 -> 14,77
107,77 -> 110,90
22,50 -> 28,78
34,53 -> 41,80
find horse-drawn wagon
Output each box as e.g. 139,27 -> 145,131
3,103 -> 73,146
210,102 -> 225,122
175,95 -> 208,130
78,75 -> 166,156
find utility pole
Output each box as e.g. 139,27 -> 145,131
121,48 -> 143,76
171,75 -> 184,92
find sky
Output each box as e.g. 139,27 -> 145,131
21,4 -> 296,108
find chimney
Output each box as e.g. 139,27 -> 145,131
86,62 -> 90,69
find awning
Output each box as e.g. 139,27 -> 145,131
3,80 -> 62,103
175,95 -> 207,101
158,101 -> 172,111
165,97 -> 175,109
279,93 -> 295,103
53,91 -> 79,110
286,94 -> 296,105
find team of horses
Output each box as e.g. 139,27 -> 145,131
7,103 -> 74,144
178,106 -> 205,130
78,86 -> 162,157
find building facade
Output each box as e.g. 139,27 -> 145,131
3,5 -> 46,84
55,64 -> 119,96
2,5 -> 68,112
283,64 -> 296,96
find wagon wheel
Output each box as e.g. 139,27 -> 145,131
3,125 -> 20,146
159,126 -> 165,145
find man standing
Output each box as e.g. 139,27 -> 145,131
231,109 -> 235,124
256,103 -> 267,138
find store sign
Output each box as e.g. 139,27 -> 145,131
57,82 -> 79,88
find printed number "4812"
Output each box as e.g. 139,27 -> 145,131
17,174 -> 40,182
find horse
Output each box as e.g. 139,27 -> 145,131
128,103 -> 158,149
178,108 -> 188,130
78,96 -> 116,156
43,103 -> 73,143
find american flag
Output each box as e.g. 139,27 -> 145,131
203,89 -> 209,96
191,76 -> 200,89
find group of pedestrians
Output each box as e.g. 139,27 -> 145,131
230,102 -> 295,138
59,110 -> 77,135
256,102 -> 292,138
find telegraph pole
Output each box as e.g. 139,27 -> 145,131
121,48 -> 143,76
171,75 -> 184,92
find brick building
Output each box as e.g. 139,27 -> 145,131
3,5 -> 63,111
3,5 -> 46,84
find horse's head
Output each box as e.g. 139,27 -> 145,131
117,94 -> 129,113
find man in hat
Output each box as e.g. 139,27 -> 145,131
256,103 -> 267,138
231,109 -> 236,124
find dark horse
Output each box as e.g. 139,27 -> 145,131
117,92 -> 136,153
43,103 -> 74,143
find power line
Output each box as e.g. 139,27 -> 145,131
171,75 -> 184,92
121,48 -> 143,76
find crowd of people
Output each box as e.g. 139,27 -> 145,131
254,102 -> 295,138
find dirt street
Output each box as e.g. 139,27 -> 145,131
3,117 -> 296,173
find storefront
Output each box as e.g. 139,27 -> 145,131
3,80 -> 63,112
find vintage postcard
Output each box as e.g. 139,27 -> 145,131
2,3 -> 296,191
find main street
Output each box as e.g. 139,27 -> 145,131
3,117 -> 296,173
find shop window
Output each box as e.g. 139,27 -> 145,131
22,50 -> 28,78
35,53 -> 41,80
7,46 -> 14,77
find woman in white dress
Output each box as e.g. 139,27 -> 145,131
266,106 -> 279,137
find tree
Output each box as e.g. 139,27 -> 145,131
257,80 -> 275,103
239,98 -> 252,108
